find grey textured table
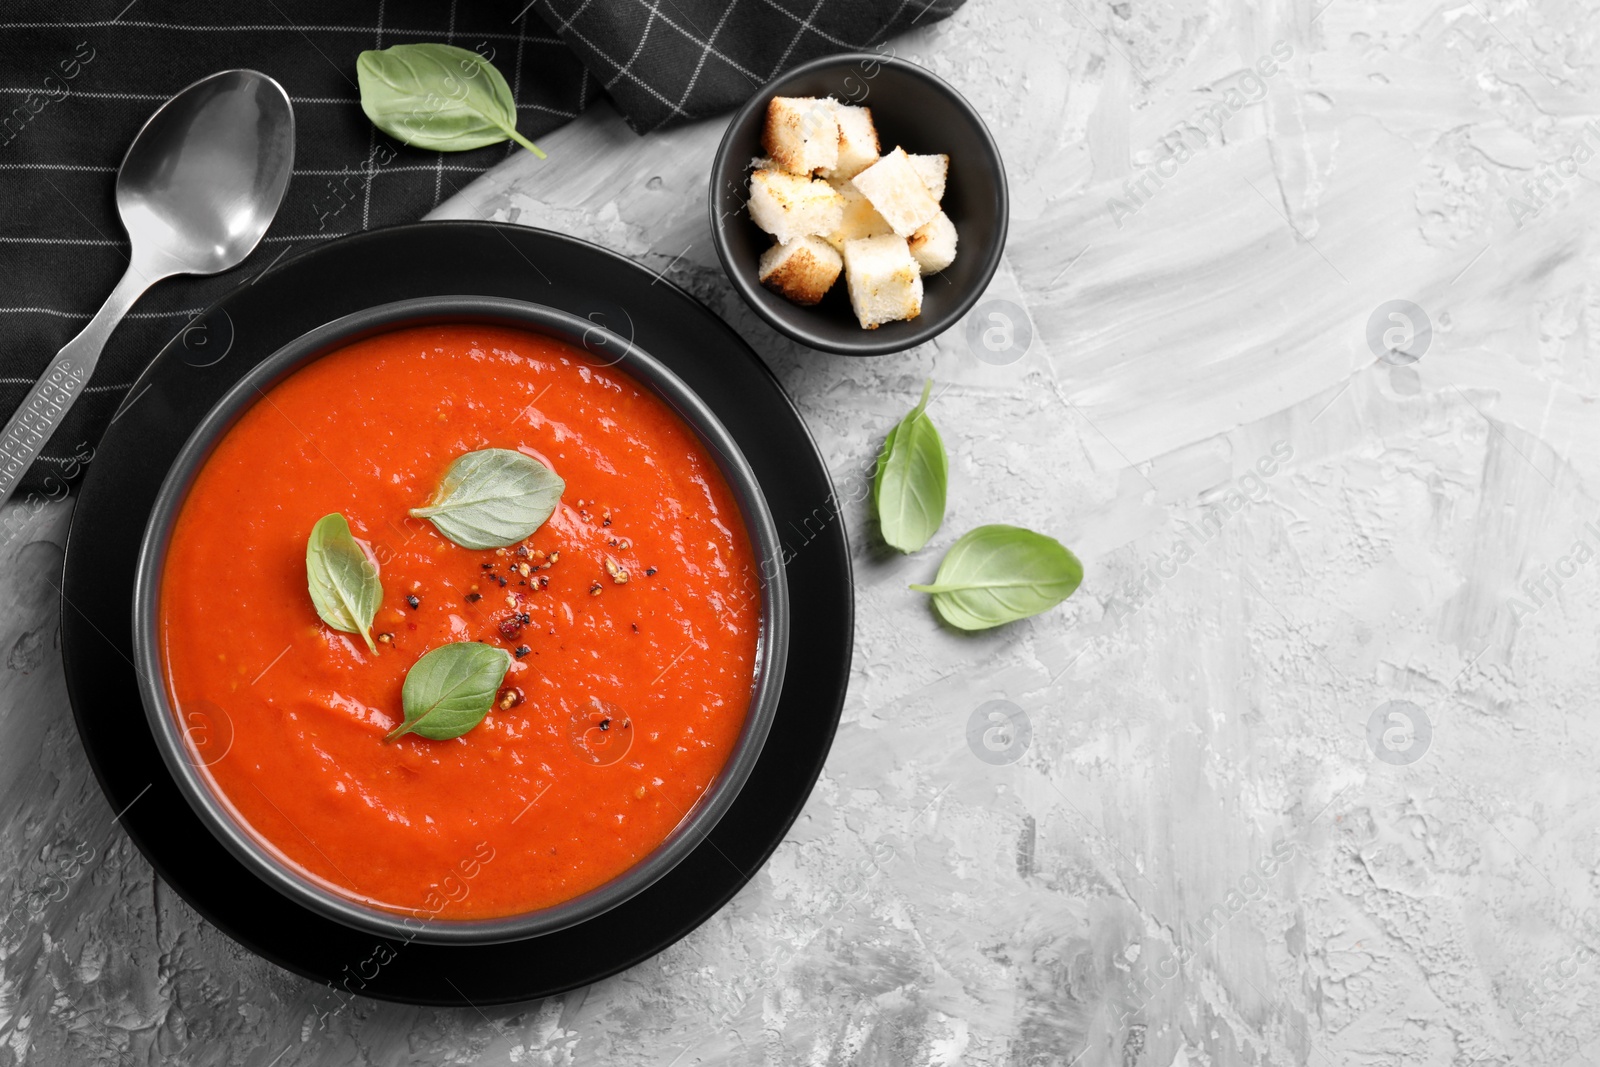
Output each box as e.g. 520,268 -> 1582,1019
5,1 -> 1597,1064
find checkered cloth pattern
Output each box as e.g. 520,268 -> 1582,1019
0,0 -> 961,498
533,0 -> 963,133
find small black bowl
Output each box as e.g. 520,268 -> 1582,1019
709,52 -> 1010,356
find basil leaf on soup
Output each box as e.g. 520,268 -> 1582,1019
356,43 -> 546,157
874,379 -> 947,553
387,641 -> 512,742
305,513 -> 383,652
910,524 -> 1082,631
410,448 -> 565,550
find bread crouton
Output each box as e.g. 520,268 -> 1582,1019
908,211 -> 958,274
822,102 -> 881,180
748,170 -> 846,244
850,147 -> 940,237
907,153 -> 948,203
761,96 -> 839,174
822,180 -> 893,252
759,236 -> 844,306
842,234 -> 923,329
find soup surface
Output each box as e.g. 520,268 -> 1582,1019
159,324 -> 761,919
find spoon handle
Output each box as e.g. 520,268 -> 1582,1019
0,264 -> 154,508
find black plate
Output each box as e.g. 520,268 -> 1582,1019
59,221 -> 853,1006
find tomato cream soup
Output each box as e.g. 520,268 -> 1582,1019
159,325 -> 760,918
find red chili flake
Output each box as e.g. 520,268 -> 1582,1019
497,685 -> 525,710
498,617 -> 524,639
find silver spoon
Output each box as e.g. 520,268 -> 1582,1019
0,69 -> 295,506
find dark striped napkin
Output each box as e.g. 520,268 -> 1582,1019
0,0 -> 961,497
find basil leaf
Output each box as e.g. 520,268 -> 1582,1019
305,513 -> 383,652
910,524 -> 1082,630
387,641 -> 512,742
874,379 -> 947,553
356,43 -> 546,158
410,448 -> 565,550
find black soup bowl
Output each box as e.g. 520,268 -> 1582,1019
130,296 -> 790,945
710,52 -> 1010,356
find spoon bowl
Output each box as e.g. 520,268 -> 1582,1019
118,70 -> 296,277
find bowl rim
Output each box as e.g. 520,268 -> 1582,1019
130,295 -> 791,945
708,50 -> 1011,357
